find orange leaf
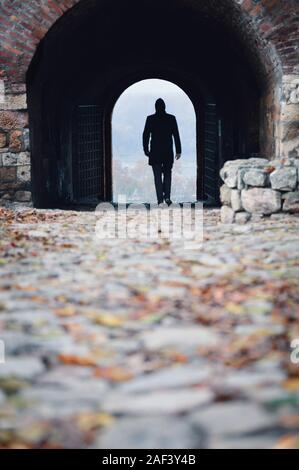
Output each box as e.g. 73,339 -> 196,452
283,379 -> 299,392
58,354 -> 97,367
274,434 -> 299,449
94,366 -> 133,382
55,306 -> 77,317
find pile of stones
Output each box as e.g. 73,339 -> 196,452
220,157 -> 299,224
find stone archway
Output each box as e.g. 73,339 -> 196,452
0,0 -> 298,207
101,69 -> 210,204
111,78 -> 198,204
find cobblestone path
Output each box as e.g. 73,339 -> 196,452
0,207 -> 299,449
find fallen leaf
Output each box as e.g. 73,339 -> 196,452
55,306 -> 77,317
281,414 -> 299,429
16,421 -> 51,445
75,412 -> 114,432
58,354 -> 97,367
94,366 -> 133,382
283,379 -> 299,392
29,296 -> 46,303
273,434 -> 299,449
225,302 -> 246,315
87,312 -> 124,327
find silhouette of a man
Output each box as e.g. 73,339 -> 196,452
143,98 -> 182,205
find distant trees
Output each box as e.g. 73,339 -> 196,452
113,158 -> 196,203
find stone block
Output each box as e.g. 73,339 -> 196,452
280,120 -> 299,142
1,193 -> 12,201
241,188 -> 281,215
283,191 -> 299,213
18,152 -> 30,165
290,158 -> 299,168
0,181 -> 24,192
0,111 -> 28,130
9,129 -> 23,152
15,190 -> 32,202
220,158 -> 270,188
243,169 -> 267,187
0,131 -> 7,148
281,103 -> 299,122
2,152 -> 17,166
283,77 -> 299,105
23,128 -> 30,151
237,169 -> 246,190
0,166 -> 16,182
2,152 -> 29,166
231,189 -> 242,212
251,213 -> 265,222
270,167 -> 297,191
221,205 -> 235,224
220,184 -> 231,206
17,165 -> 30,183
0,93 -> 27,111
220,167 -> 238,188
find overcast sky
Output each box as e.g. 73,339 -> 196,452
114,79 -> 195,117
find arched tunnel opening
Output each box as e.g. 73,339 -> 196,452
26,0 -> 270,209
112,79 -> 197,204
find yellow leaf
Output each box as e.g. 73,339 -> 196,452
75,412 -> 114,431
58,354 -> 97,367
87,312 -> 123,327
225,302 -> 245,315
94,366 -> 133,382
55,306 -> 77,317
283,379 -> 299,392
56,295 -> 67,302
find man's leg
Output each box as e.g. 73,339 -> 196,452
152,164 -> 164,204
162,165 -> 172,201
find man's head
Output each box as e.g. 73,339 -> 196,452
155,98 -> 166,113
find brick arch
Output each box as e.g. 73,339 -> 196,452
0,0 -> 297,84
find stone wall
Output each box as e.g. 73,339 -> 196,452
280,75 -> 299,160
220,157 -> 299,223
0,84 -> 31,203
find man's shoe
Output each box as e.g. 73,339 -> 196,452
165,199 -> 172,206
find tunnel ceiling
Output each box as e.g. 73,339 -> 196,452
32,0 -> 274,86
27,0 -> 270,114
1,0 -> 298,91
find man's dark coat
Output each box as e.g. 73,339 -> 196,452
143,112 -> 182,167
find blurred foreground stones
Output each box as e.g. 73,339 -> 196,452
0,206 -> 299,449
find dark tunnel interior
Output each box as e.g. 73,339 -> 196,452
27,0 -> 266,208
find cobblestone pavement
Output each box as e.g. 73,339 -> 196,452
0,206 -> 299,449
